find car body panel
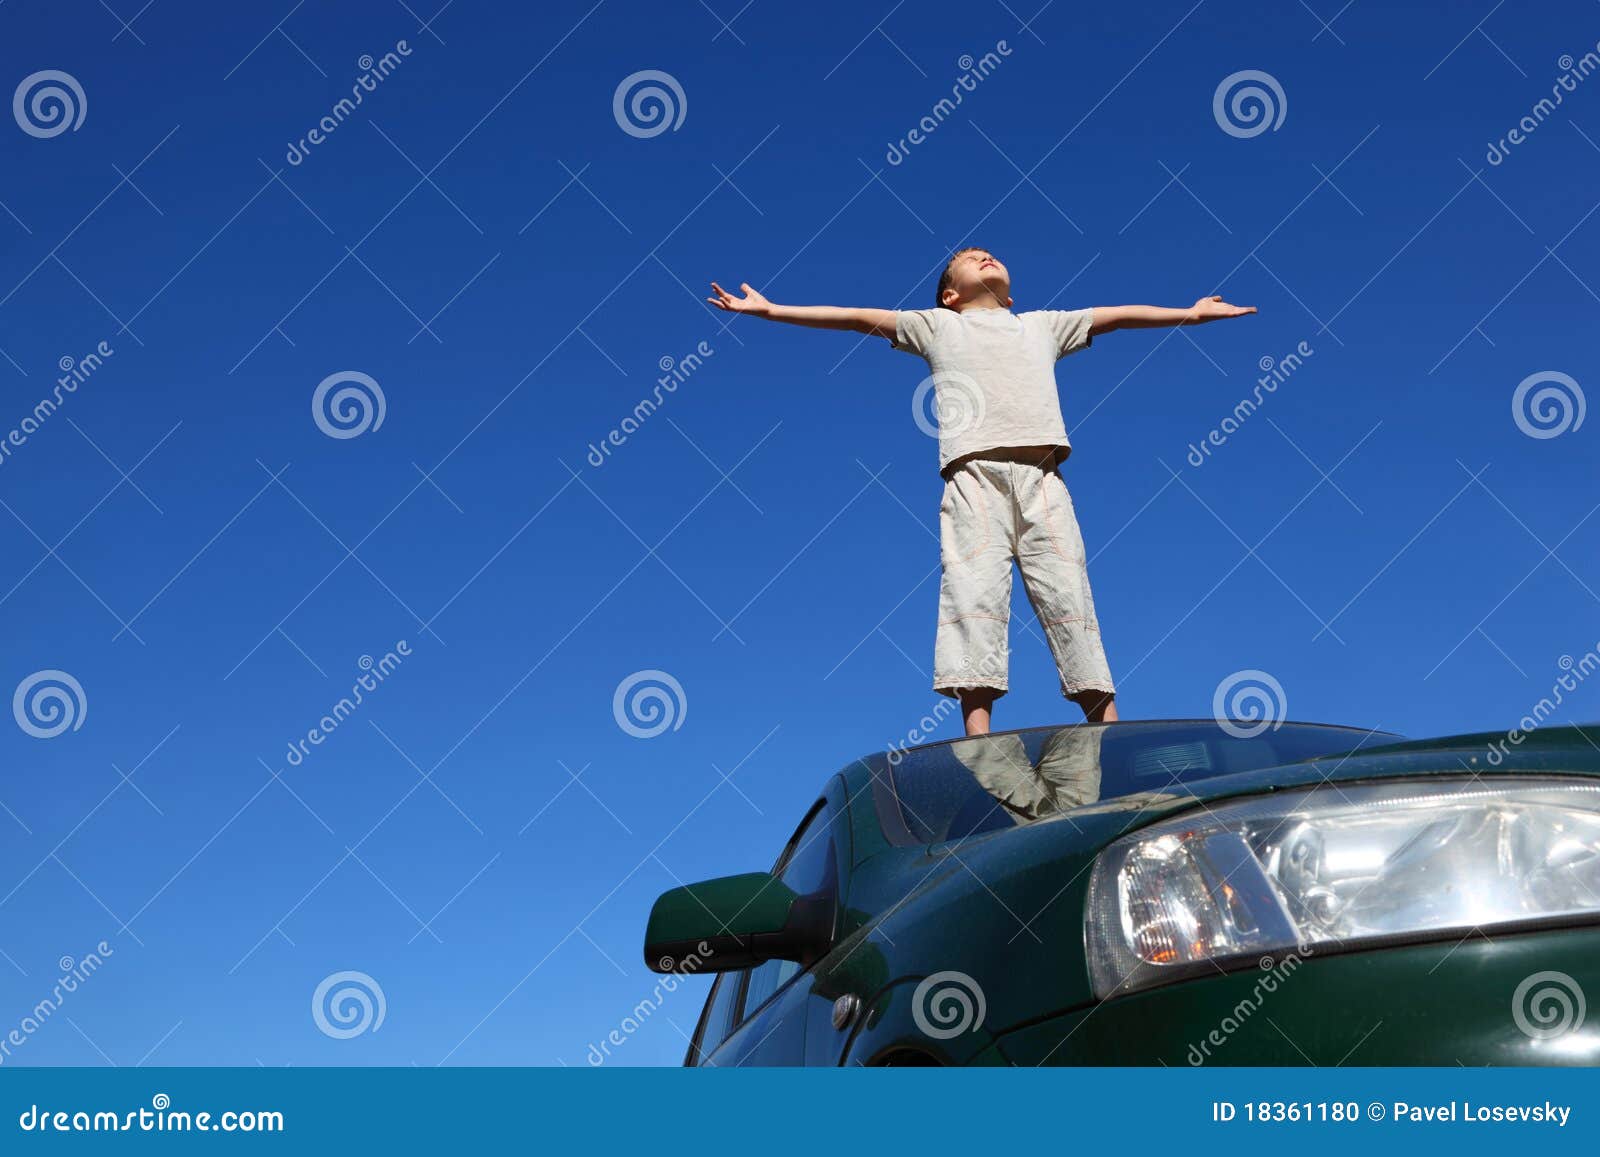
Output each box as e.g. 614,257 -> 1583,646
694,773 -> 854,1067
678,722 -> 1600,1065
993,927 -> 1600,1066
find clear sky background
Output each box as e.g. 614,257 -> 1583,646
0,0 -> 1596,1066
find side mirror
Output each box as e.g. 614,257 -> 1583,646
644,872 -> 828,974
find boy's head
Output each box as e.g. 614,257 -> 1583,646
936,247 -> 1012,311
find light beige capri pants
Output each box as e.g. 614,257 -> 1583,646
933,450 -> 1116,701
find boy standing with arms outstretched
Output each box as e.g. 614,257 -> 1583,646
709,248 -> 1254,735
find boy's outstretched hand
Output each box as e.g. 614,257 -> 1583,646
703,283 -> 898,337
1091,299 -> 1258,335
708,282 -> 772,317
1189,295 -> 1256,323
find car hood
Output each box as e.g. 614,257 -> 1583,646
829,724 -> 1600,1048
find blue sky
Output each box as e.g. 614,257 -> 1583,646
0,0 -> 1596,1067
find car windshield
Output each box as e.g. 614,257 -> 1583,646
884,720 -> 1393,845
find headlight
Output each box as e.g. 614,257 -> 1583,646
1085,779 -> 1600,998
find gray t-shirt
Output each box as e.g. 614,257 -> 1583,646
892,306 -> 1094,471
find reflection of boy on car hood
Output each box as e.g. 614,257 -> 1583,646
949,726 -> 1105,823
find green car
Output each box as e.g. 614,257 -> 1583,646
644,718 -> 1600,1065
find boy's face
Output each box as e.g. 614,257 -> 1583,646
942,249 -> 1012,309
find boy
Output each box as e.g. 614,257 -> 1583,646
708,247 -> 1254,735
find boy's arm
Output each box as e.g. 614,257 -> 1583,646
1088,296 -> 1256,336
708,282 -> 897,339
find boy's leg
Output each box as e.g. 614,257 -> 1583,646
933,462 -> 1014,727
1013,465 -> 1118,719
1069,689 -> 1117,722
958,688 -> 998,735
